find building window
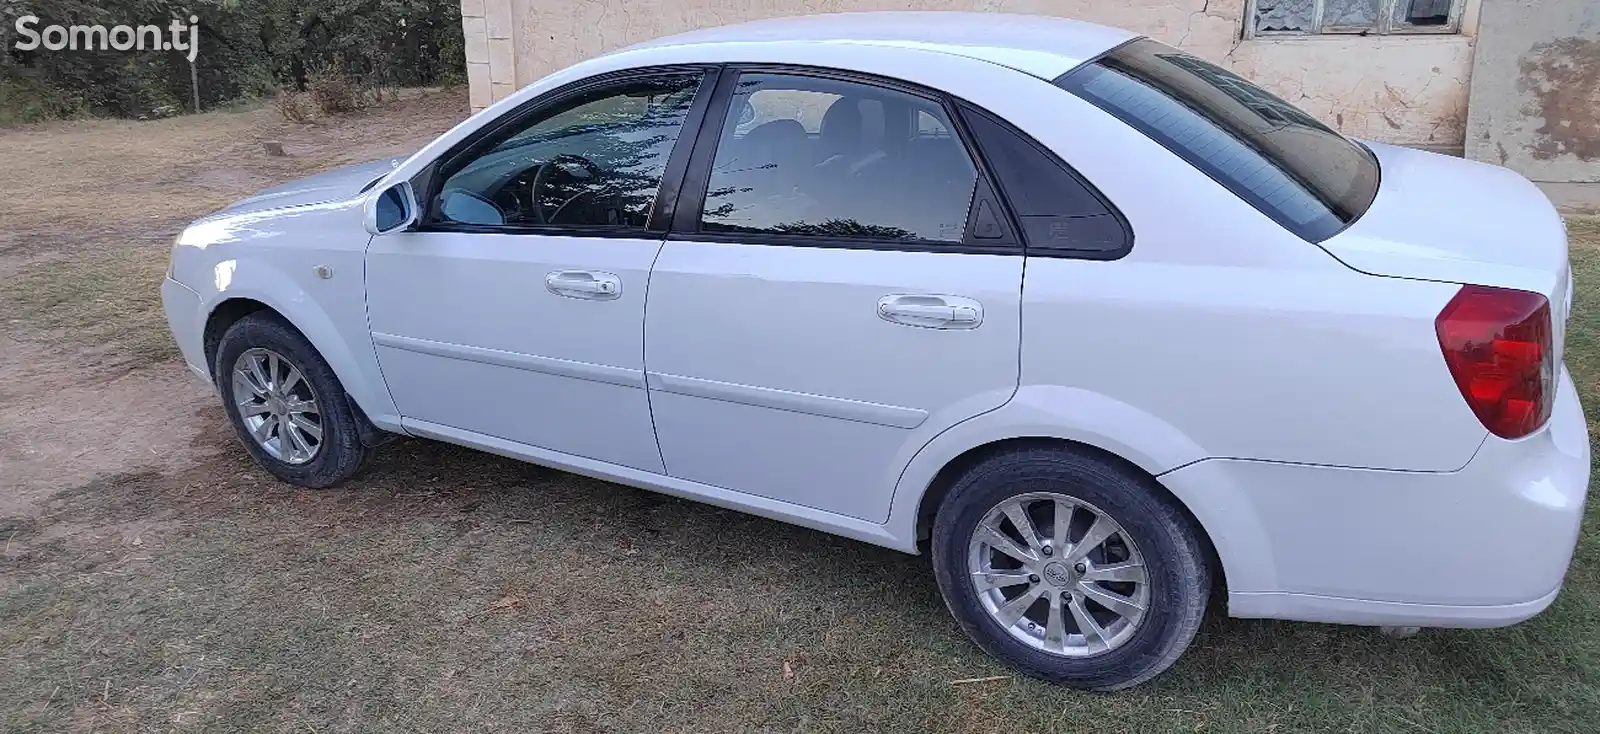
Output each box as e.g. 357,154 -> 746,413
1245,0 -> 1463,38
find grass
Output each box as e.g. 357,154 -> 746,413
0,87 -> 467,366
3,247 -> 178,363
1,99 -> 1598,731
4,417 -> 1598,732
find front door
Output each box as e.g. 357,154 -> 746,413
365,70 -> 711,472
643,70 -> 1025,522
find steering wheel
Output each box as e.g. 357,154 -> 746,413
529,154 -> 607,225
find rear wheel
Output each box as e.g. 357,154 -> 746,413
931,445 -> 1209,690
214,313 -> 374,487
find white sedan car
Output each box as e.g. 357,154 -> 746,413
161,12 -> 1590,689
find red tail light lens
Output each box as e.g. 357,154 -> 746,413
1435,285 -> 1554,439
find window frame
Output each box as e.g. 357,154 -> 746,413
415,64 -> 720,238
953,101 -> 1133,260
665,64 -> 1024,257
1242,0 -> 1466,39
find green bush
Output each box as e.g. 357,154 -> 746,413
0,0 -> 465,124
0,69 -> 87,125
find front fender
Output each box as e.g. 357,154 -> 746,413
176,199 -> 403,433
199,266 -> 402,434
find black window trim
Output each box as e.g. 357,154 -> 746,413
664,63 -> 1024,257
953,101 -> 1134,261
415,63 -> 722,239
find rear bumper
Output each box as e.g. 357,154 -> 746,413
161,277 -> 211,384
1162,367 -> 1589,628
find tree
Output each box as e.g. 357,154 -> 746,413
1,0 -> 465,123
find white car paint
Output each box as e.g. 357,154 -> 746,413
1324,142 -> 1573,298
611,10 -> 1135,79
162,12 -> 1589,634
167,198 -> 406,432
366,230 -> 667,473
1168,368 -> 1590,627
645,244 -> 1022,522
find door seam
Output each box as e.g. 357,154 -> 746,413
641,236 -> 672,474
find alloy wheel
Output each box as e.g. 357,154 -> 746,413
967,491 -> 1151,657
231,347 -> 324,465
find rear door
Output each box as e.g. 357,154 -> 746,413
642,68 -> 1025,522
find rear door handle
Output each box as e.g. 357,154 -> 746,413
877,295 -> 983,329
545,270 -> 621,300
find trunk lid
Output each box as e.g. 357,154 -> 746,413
1321,142 -> 1570,299
1321,140 -> 1573,361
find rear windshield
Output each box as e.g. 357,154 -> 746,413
1056,39 -> 1379,243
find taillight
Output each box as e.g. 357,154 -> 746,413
1435,285 -> 1554,439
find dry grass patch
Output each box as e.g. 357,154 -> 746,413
1569,216 -> 1600,249
2,433 -> 1598,732
0,88 -> 466,248
0,89 -> 467,362
2,246 -> 176,363
0,110 -> 264,236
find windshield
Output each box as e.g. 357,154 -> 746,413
1056,38 -> 1379,243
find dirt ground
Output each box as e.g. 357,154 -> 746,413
0,91 -> 466,519
2,93 -> 1599,733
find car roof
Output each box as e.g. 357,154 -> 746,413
616,12 -> 1139,81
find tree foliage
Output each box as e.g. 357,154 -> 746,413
0,0 -> 463,123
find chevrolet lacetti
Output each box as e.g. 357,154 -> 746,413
160,12 -> 1590,689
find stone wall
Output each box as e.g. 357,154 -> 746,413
1466,0 -> 1600,182
462,0 -> 1482,149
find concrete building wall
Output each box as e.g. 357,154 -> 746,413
1466,0 -> 1600,183
462,0 -> 1482,150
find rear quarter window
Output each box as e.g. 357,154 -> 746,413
1055,38 -> 1379,243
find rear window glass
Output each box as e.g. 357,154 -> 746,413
1055,39 -> 1379,243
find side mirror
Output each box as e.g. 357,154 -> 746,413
364,181 -> 419,235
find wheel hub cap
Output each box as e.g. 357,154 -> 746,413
1042,562 -> 1075,587
967,491 -> 1151,658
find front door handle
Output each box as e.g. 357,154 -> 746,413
546,270 -> 621,300
877,294 -> 983,329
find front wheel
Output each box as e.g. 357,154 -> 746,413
214,313 -> 374,488
931,445 -> 1210,690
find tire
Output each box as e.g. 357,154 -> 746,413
214,312 -> 374,488
931,445 -> 1209,691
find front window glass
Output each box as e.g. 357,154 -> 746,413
1056,39 -> 1379,242
432,73 -> 703,228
